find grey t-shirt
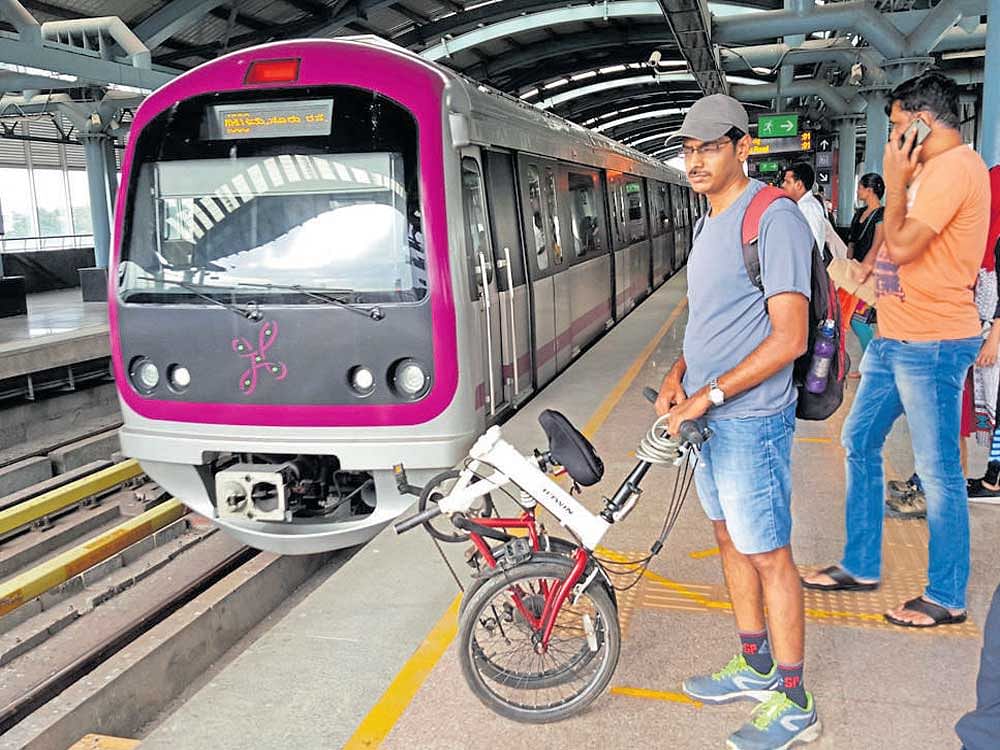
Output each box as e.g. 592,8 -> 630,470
683,180 -> 813,419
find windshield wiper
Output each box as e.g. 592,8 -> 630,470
130,276 -> 263,322
233,282 -> 384,321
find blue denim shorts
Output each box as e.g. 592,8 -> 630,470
693,402 -> 796,555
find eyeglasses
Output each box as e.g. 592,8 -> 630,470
681,138 -> 733,158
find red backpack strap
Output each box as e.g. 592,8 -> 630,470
741,186 -> 794,291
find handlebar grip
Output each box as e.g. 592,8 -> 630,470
643,386 -> 659,404
393,504 -> 443,534
679,418 -> 712,448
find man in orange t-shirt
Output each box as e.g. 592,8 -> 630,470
804,70 -> 989,629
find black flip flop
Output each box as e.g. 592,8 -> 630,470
802,564 -> 879,592
884,596 -> 967,628
968,481 -> 1000,499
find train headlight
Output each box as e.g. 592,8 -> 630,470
349,366 -> 375,396
168,364 -> 192,391
392,359 -> 429,399
129,357 -> 160,393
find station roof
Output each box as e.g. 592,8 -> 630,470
0,1 -> 989,160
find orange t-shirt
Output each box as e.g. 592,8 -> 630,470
874,144 -> 990,341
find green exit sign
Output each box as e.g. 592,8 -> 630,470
758,161 -> 781,173
758,114 -> 799,138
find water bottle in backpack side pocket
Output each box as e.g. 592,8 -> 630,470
805,319 -> 837,394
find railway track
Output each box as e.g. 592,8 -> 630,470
0,458 -> 338,747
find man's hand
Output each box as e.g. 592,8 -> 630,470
883,125 -> 923,194
850,260 -> 872,284
655,377 -> 687,417
666,391 -> 710,437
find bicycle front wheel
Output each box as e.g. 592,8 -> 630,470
457,558 -> 621,724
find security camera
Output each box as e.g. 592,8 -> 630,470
648,50 -> 662,67
848,62 -> 864,86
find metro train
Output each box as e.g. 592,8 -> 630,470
110,37 -> 705,554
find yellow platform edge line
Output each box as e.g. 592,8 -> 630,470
341,295 -> 689,749
611,686 -> 703,708
794,437 -> 833,444
0,459 -> 142,536
68,734 -> 141,750
342,596 -> 460,749
0,499 -> 183,618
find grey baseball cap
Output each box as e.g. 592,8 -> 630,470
666,94 -> 750,145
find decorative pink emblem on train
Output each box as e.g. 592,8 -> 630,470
232,322 -> 288,395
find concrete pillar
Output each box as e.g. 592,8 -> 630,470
102,135 -> 119,206
982,0 -> 1000,166
836,116 -> 860,226
863,91 -> 890,176
82,133 -> 113,269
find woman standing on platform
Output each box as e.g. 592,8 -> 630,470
844,173 -> 885,374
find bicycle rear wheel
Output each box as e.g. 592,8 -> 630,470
457,558 -> 620,723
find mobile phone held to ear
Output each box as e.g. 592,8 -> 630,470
901,118 -> 931,149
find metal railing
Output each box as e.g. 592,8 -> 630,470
0,233 -> 94,252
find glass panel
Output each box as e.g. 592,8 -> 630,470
526,165 -> 548,271
34,169 -> 71,248
543,167 -> 562,265
568,172 -> 600,257
462,157 -> 489,297
67,170 -> 93,237
0,167 -> 36,250
122,153 -> 425,303
626,180 -> 644,222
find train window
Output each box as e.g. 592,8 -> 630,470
119,86 -> 427,305
526,165 -> 549,271
461,157 -> 491,299
568,172 -> 601,257
543,167 -> 563,265
625,180 -> 646,241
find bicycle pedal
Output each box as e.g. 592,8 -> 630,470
498,537 -> 533,569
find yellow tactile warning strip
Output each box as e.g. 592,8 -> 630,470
629,529 -> 981,637
0,499 -> 184,617
0,459 -> 142,537
68,735 -> 141,750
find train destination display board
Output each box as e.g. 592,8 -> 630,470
206,100 -> 334,140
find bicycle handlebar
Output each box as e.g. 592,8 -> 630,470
642,387 -> 710,448
393,504 -> 442,534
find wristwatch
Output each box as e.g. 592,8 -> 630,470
708,378 -> 725,407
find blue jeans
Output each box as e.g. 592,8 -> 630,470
694,403 -> 796,555
956,582 -> 1000,750
840,336 -> 980,610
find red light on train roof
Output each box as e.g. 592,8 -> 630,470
244,59 -> 301,85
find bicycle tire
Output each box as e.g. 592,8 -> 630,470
460,537 -> 578,618
457,558 -> 621,724
417,470 -> 495,543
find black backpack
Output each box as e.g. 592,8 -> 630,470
694,186 -> 847,421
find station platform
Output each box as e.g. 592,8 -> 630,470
0,288 -> 109,389
137,274 -> 999,750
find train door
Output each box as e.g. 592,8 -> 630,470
461,153 -> 510,419
660,181 -> 677,278
483,150 -> 533,405
518,155 -> 559,386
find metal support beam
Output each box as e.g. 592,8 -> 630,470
42,17 -> 151,69
836,116 -> 860,226
0,0 -> 40,43
862,91 -> 890,175
133,0 -> 229,51
721,40 -> 889,85
655,0 -> 727,95
983,0 -> 1000,167
81,133 -> 113,269
731,80 -> 856,116
778,0 -> 807,111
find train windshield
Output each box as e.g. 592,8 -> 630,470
119,89 -> 427,305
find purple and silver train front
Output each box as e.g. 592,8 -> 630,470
110,40 -> 479,554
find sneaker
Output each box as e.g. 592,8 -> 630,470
887,473 -> 920,501
682,654 -> 778,704
727,691 -> 822,750
885,488 -> 926,519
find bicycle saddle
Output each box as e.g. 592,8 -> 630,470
538,409 -> 604,487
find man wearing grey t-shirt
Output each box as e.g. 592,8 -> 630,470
655,95 -> 818,750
